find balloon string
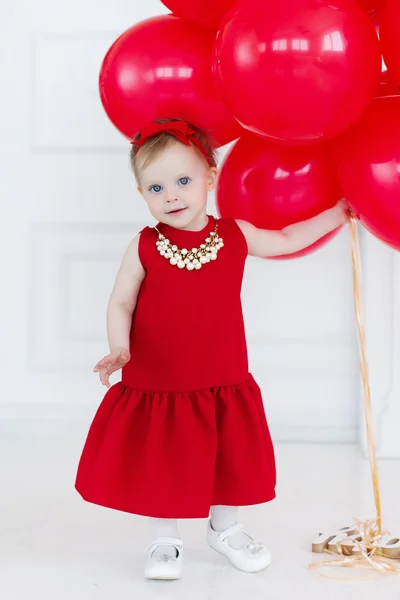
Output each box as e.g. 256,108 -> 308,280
349,216 -> 382,534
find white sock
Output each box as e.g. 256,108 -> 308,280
149,518 -> 180,559
210,505 -> 253,550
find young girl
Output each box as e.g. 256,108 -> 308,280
75,118 -> 349,580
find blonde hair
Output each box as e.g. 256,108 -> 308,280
130,118 -> 218,180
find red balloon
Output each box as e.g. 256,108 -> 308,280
357,0 -> 383,17
376,71 -> 400,98
99,15 -> 243,146
217,135 -> 343,259
380,0 -> 400,85
334,97 -> 400,251
213,0 -> 381,144
161,0 -> 237,30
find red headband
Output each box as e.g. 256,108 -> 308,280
131,121 -> 213,166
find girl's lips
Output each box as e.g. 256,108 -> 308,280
167,208 -> 187,216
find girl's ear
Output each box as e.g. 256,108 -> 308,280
137,184 -> 144,197
207,167 -> 218,192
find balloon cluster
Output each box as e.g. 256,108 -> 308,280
100,0 -> 400,258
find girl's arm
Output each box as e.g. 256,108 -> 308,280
107,234 -> 146,351
94,234 -> 145,387
236,200 -> 349,258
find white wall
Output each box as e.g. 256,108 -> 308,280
2,0 -> 397,453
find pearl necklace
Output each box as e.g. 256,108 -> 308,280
155,222 -> 224,271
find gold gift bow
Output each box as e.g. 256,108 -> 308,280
309,216 -> 400,578
309,517 -> 400,578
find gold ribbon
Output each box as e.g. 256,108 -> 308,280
309,517 -> 400,578
309,217 -> 400,578
349,216 -> 382,534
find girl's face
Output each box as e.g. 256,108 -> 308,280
137,140 -> 218,231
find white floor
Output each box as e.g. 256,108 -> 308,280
1,426 -> 400,599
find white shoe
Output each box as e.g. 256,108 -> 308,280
144,536 -> 183,580
207,520 -> 272,573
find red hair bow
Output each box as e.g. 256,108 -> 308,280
131,121 -> 212,166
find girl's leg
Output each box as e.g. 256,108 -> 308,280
149,518 -> 181,558
210,505 -> 254,549
210,504 -> 237,530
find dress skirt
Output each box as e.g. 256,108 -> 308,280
75,374 -> 276,519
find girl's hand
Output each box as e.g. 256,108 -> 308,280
93,347 -> 131,388
334,198 -> 351,225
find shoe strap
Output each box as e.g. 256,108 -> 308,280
145,536 -> 183,555
214,522 -> 250,541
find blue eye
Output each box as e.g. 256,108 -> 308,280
178,177 -> 191,186
149,184 -> 163,193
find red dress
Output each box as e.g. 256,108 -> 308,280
75,216 -> 276,518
